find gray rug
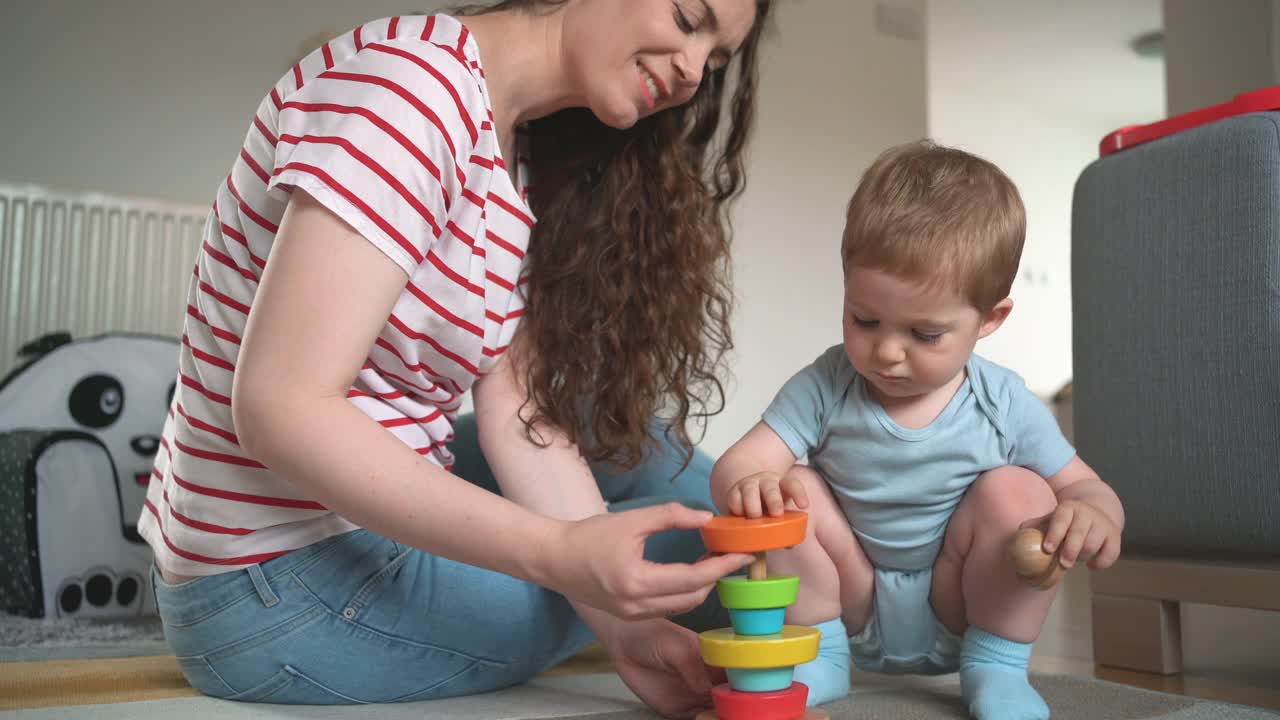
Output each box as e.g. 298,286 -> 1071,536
1,671 -> 1276,719
573,674 -> 1280,719
0,613 -> 167,661
2,615 -> 1275,719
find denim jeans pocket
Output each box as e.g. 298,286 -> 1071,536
385,660 -> 487,703
227,664 -> 361,704
293,611 -> 489,702
174,655 -> 235,698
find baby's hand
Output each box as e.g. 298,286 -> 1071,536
726,470 -> 809,518
1022,499 -> 1122,570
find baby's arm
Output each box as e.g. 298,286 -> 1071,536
713,430 -> 871,707
711,424 -> 875,630
1033,456 -> 1124,569
1004,378 -> 1125,572
710,422 -> 802,516
1045,457 -> 1124,527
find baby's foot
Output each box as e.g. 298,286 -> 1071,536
959,626 -> 1048,720
792,617 -> 850,706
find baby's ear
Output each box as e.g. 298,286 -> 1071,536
978,297 -> 1014,338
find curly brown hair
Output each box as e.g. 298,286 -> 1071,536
458,0 -> 771,470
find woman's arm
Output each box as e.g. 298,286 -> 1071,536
472,337 -> 753,716
232,189 -> 563,585
234,189 -> 746,618
471,338 -> 753,620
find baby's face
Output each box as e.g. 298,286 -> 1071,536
842,265 -> 1003,403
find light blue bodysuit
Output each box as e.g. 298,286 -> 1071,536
763,344 -> 1075,673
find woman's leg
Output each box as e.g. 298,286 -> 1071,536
154,529 -> 595,705
153,417 -> 724,706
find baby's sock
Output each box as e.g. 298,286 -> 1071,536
791,617 -> 850,706
959,626 -> 1048,720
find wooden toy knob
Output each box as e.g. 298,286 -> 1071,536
1009,527 -> 1065,590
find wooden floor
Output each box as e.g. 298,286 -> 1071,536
548,569 -> 1280,710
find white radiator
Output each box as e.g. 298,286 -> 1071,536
0,184 -> 209,378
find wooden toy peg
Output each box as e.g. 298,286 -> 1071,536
1009,527 -> 1066,590
748,552 -> 768,580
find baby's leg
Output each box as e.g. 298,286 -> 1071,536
770,465 -> 874,630
767,465 -> 874,705
931,466 -> 1058,720
930,466 -> 1059,639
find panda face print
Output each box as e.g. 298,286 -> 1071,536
69,374 -> 126,428
0,334 -> 179,543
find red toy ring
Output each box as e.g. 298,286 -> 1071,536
711,681 -> 808,720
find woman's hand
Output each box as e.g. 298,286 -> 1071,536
600,617 -> 724,718
546,503 -> 752,620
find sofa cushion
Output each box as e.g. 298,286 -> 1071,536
1072,112 -> 1280,558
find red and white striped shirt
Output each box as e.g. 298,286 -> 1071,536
139,14 -> 534,576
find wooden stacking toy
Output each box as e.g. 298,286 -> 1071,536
1009,527 -> 1067,589
696,512 -> 830,720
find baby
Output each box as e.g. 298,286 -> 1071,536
710,141 -> 1124,719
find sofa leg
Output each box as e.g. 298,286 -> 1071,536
1091,593 -> 1183,674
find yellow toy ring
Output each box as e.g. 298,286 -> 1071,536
699,626 -> 820,669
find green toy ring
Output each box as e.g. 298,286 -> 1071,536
716,575 -> 800,610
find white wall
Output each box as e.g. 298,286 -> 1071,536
0,0 -> 420,205
704,0 -> 928,454
927,0 -> 1165,397
1164,0 -> 1275,115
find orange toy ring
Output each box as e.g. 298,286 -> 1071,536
701,512 -> 808,554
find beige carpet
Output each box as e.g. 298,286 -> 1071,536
0,650 -> 612,711
0,655 -> 197,711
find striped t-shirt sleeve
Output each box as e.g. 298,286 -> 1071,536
267,39 -> 480,274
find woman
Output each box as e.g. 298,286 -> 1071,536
140,0 -> 771,716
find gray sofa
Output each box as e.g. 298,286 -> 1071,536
1071,110 -> 1280,673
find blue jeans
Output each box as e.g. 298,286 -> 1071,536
152,416 -> 727,704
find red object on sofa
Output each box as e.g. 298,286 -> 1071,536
1099,85 -> 1280,156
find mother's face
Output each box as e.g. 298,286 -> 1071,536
560,0 -> 758,129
